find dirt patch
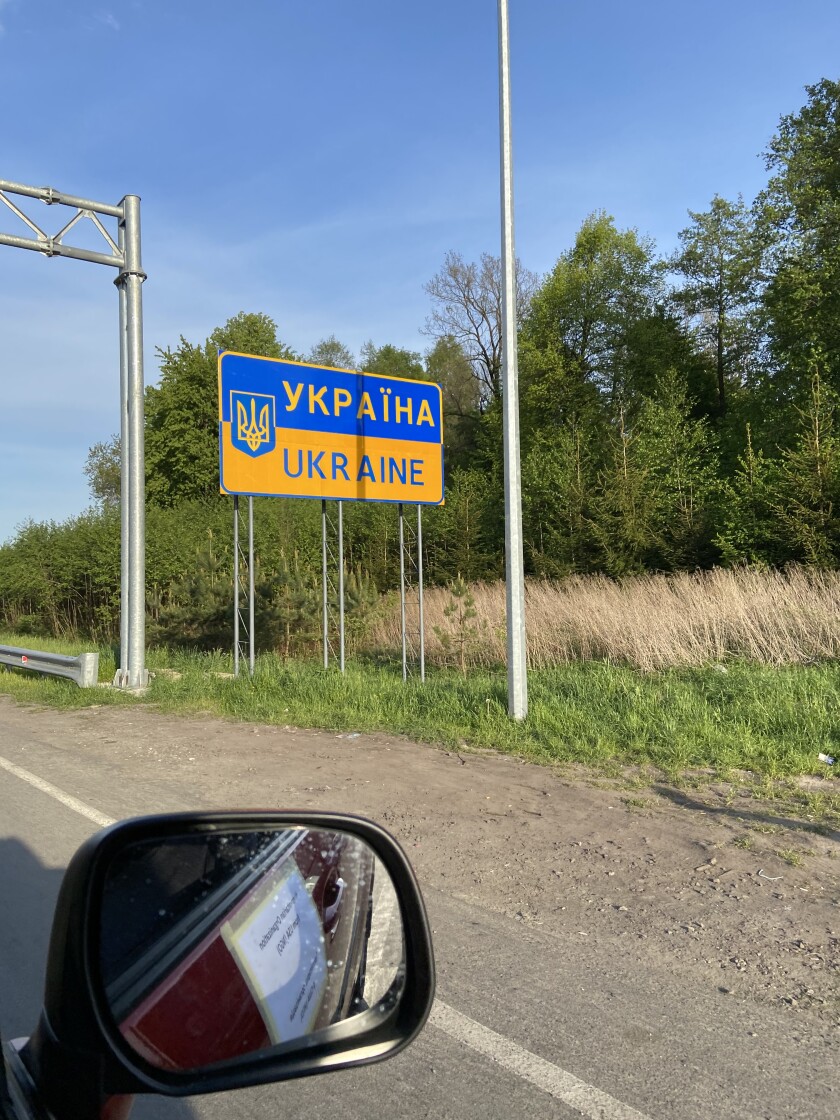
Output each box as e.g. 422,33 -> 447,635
2,695 -> 838,1028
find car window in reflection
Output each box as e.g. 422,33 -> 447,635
101,831 -> 286,987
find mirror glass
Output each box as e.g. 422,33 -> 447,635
98,826 -> 405,1072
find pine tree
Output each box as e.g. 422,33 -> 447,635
773,368 -> 840,566
261,551 -> 319,659
433,576 -> 486,674
714,426 -> 786,566
151,545 -> 231,649
590,406 -> 658,574
600,372 -> 720,570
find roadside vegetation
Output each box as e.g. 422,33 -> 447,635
2,567 -> 839,809
382,566 -> 840,671
1,81 -> 840,818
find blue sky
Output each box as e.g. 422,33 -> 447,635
1,0 -> 839,542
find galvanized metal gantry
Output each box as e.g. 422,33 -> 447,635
0,179 -> 148,689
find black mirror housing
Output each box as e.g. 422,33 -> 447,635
21,812 -> 435,1119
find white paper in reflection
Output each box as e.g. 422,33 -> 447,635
222,866 -> 327,1043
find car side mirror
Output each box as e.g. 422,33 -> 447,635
10,812 -> 435,1120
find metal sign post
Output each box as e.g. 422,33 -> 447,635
248,497 -> 255,675
396,504 -> 425,683
338,501 -> 346,673
318,500 -> 346,673
417,505 -> 425,683
322,500 -> 329,668
497,1 -> 528,720
0,179 -> 148,689
234,496 -> 240,677
399,504 -> 407,681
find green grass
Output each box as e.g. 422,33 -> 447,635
1,634 -> 839,810
775,848 -> 805,867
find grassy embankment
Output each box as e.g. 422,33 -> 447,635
1,568 -> 838,817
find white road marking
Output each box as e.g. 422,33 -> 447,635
0,755 -> 115,828
1,753 -> 655,1119
430,1002 -> 654,1120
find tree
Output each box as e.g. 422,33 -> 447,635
150,545 -> 232,649
591,372 -> 720,571
521,426 -> 598,575
632,372 -> 720,569
424,250 -> 537,406
773,367 -> 840,566
714,425 -> 786,567
424,335 -> 480,465
307,335 -> 356,370
145,312 -> 297,507
260,551 -> 319,658
589,406 -> 658,575
425,468 -> 495,582
620,307 -> 717,421
671,195 -> 761,415
433,576 -> 485,674
523,212 -> 665,407
84,435 -> 121,507
757,80 -> 840,403
359,341 -> 424,380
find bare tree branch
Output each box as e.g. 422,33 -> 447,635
424,251 -> 537,407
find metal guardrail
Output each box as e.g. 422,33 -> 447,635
0,645 -> 99,688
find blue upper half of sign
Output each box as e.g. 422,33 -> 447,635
219,352 -> 443,445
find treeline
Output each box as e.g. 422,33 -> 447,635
3,79 -> 840,649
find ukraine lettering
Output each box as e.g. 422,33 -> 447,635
281,449 -> 424,485
279,380 -> 435,428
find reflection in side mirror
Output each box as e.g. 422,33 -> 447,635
99,827 -> 405,1073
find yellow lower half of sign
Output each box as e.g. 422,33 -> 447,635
220,426 -> 444,504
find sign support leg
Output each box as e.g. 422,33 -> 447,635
248,496 -> 255,677
417,504 -> 425,683
338,500 -> 345,673
233,496 -> 240,679
399,503 -> 407,682
322,499 -> 329,669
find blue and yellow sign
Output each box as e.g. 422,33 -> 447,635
218,351 -> 444,504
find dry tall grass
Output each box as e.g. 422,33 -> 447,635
368,567 -> 840,670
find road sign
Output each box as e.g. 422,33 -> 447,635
218,352 -> 444,504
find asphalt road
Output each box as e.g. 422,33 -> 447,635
0,710 -> 835,1120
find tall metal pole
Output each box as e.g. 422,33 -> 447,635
337,501 -> 345,673
417,505 -> 425,683
248,496 -> 255,676
233,496 -> 240,679
121,195 -> 148,690
115,221 -> 129,687
322,499 -> 329,669
498,0 -> 528,719
399,504 -> 407,682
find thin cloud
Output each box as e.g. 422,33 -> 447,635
97,11 -> 120,32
